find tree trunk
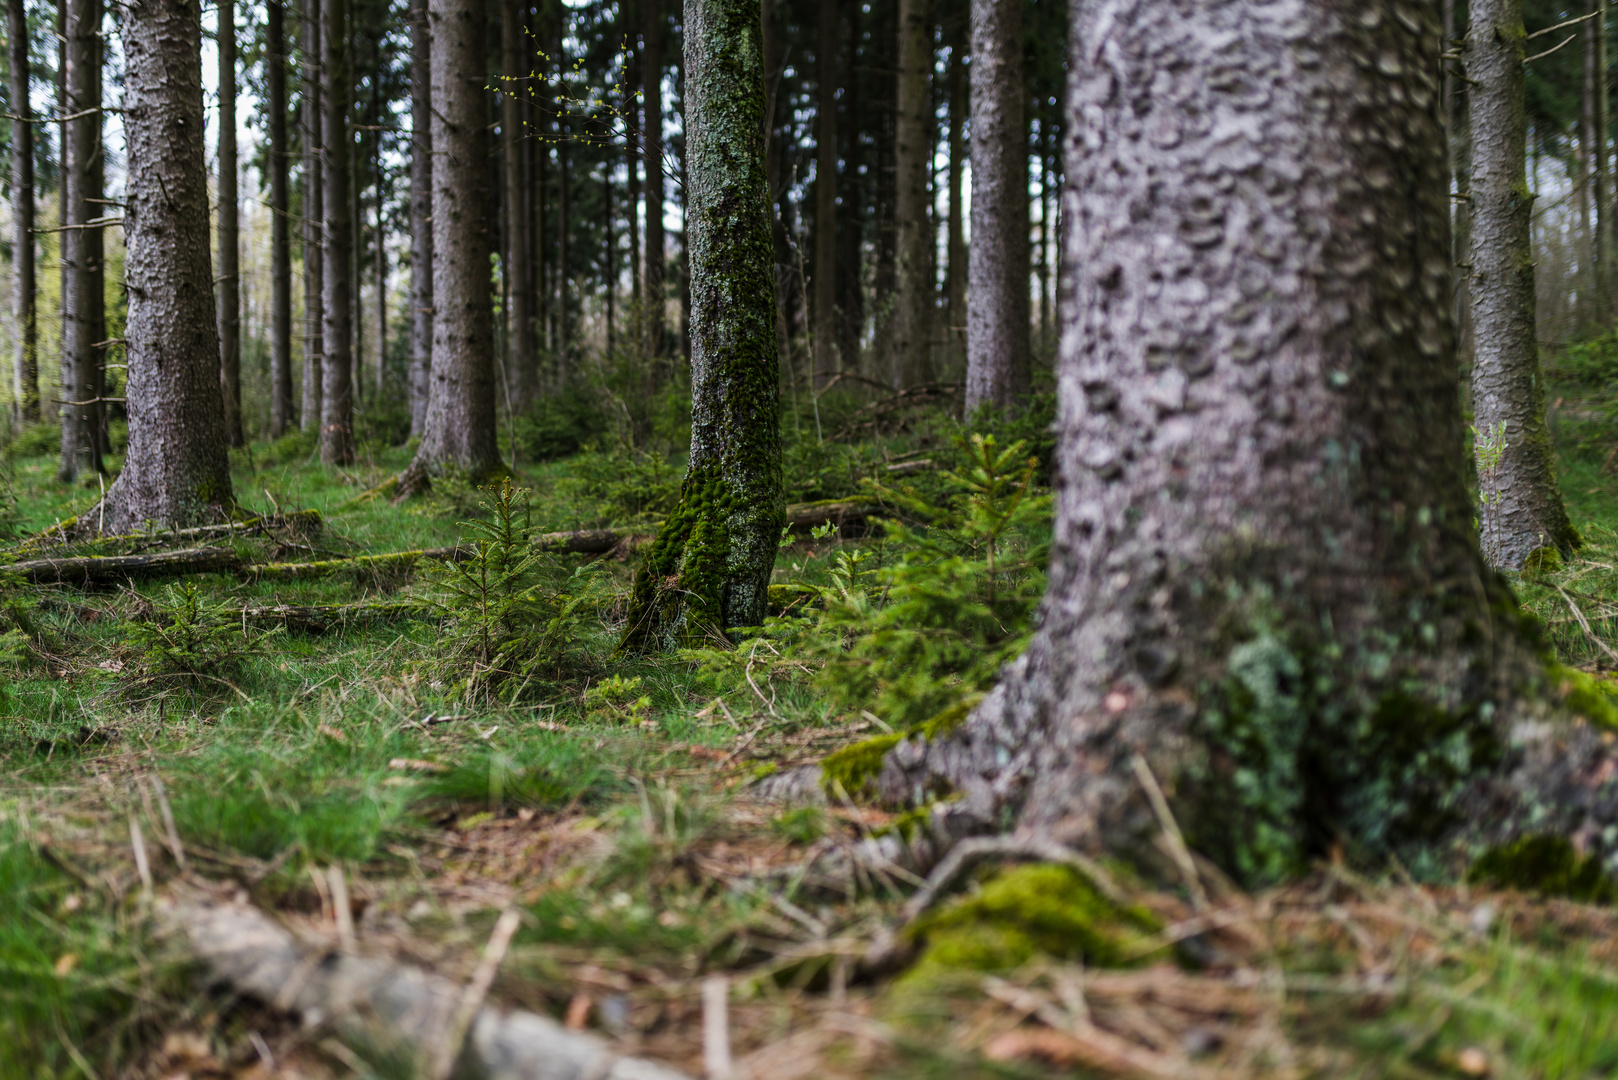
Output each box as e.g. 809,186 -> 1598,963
1591,0 -> 1611,315
320,0 -> 355,464
626,0 -> 642,351
888,0 -> 932,389
501,0 -> 534,410
944,15 -> 965,373
399,0 -> 502,490
267,1 -> 293,438
301,0 -> 324,434
873,0 -> 1591,886
836,0 -> 864,376
812,0 -> 838,387
618,0 -> 781,651
408,0 -> 431,439
1449,0 -> 1471,405
103,0 -> 235,531
59,0 -> 105,483
642,0 -> 665,366
962,0 -> 1028,414
218,0 -> 243,447
1467,0 -> 1578,569
8,0 -> 36,424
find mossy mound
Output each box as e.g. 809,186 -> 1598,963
1468,834 -> 1617,903
820,733 -> 902,797
900,863 -> 1160,982
1547,663 -> 1618,730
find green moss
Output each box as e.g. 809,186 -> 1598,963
916,693 -> 984,742
901,863 -> 1159,980
819,733 -> 901,797
1547,663 -> 1618,730
1521,546 -> 1565,576
1469,835 -> 1616,903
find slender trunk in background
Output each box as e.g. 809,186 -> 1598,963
761,0 -> 785,384
268,0 -> 293,437
626,0 -> 642,349
502,0 -> 534,409
604,168 -> 615,355
1467,0 -> 1578,568
399,0 -> 501,490
642,0 -> 666,365
374,131 -> 385,401
102,0 -> 235,530
837,0 -> 864,374
301,0 -> 325,432
408,0 -> 431,437
888,0 -> 932,388
619,0 -> 781,652
321,0 -> 354,463
557,41 -> 571,379
963,0 -> 1028,414
9,0 -> 37,424
945,15 -> 965,369
1583,0 -> 1606,322
812,0 -> 838,386
59,0 -> 105,482
1593,0 -> 1611,314
352,107 -> 364,409
218,0 -> 243,446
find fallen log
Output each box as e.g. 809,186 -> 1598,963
238,600 -> 434,633
2,546 -> 242,585
5,510 -> 323,554
247,529 -> 624,580
160,890 -> 694,1080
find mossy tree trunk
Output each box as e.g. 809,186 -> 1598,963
618,0 -> 783,651
8,0 -> 36,425
1466,0 -> 1578,569
319,0 -> 356,465
397,0 -> 502,495
875,0 -> 1617,885
102,0 -> 235,532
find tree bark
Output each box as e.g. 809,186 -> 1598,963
618,0 -> 781,651
301,0 -> 325,434
399,0 -> 502,491
217,0 -> 243,447
812,0 -> 839,387
501,0 -> 534,410
267,1 -> 293,438
1466,0 -> 1578,569
408,0 -> 432,439
642,0 -> 666,365
59,0 -> 105,483
320,0 -> 355,464
888,0 -> 932,389
944,14 -> 965,372
8,0 -> 37,424
102,0 -> 235,531
1590,0 -> 1611,315
873,0 -> 1592,885
962,0 -> 1028,414
836,0 -> 864,376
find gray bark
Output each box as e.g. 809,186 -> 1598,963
409,0 -> 431,438
1590,0 -> 1611,312
642,0 -> 665,363
218,0 -> 242,446
944,17 -> 965,371
58,0 -> 104,483
268,1 -> 293,438
320,0 -> 355,464
962,0 -> 1029,414
1466,0 -> 1578,569
102,0 -> 235,531
399,0 -> 501,490
501,0 -> 534,409
876,0 -> 1589,884
618,0 -> 782,650
8,0 -> 36,424
301,0 -> 324,433
812,0 -> 838,385
888,0 -> 932,388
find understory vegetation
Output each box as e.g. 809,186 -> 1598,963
3,382 -> 1618,1078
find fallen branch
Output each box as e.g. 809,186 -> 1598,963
237,600 -> 434,633
3,546 -> 242,585
5,510 -> 322,554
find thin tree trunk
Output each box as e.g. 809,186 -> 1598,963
642,0 -> 665,365
374,131 -> 385,402
812,0 -> 838,387
103,0 -> 235,530
218,0 -> 243,447
320,0 -> 355,464
501,0 -> 534,409
837,0 -> 864,375
1467,0 -> 1578,568
962,0 -> 1028,414
408,0 -> 431,438
945,15 -> 965,372
59,0 -> 104,482
604,166 -> 615,356
888,0 -> 932,389
1592,0 -> 1610,315
626,0 -> 642,351
301,0 -> 324,433
876,0 -> 1594,887
399,0 -> 501,489
9,0 -> 36,425
558,101 -> 570,374
1449,0 -> 1472,404
618,0 -> 781,651
268,1 -> 293,438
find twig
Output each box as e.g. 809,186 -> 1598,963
150,776 -> 186,872
1555,585 -> 1618,667
1131,754 -> 1209,912
1527,8 -> 1599,38
327,865 -> 356,952
430,907 -> 523,1080
1526,32 -> 1578,62
703,975 -> 732,1080
130,815 -> 153,895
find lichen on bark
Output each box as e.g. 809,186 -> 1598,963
617,0 -> 783,652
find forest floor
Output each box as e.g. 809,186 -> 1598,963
2,393 -> 1618,1079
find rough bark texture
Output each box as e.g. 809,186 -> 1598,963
888,0 -> 933,389
1585,0 -> 1608,318
218,0 -> 243,447
1466,0 -> 1578,569
944,17 -> 966,372
59,0 -> 105,483
320,0 -> 355,464
267,1 -> 293,438
103,0 -> 235,531
8,0 -> 36,424
301,0 -> 324,433
618,0 -> 782,651
643,0 -> 666,363
399,0 -> 502,490
408,0 -> 432,438
501,0 -> 534,410
875,0 -> 1604,885
962,0 -> 1028,414
812,0 -> 838,384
